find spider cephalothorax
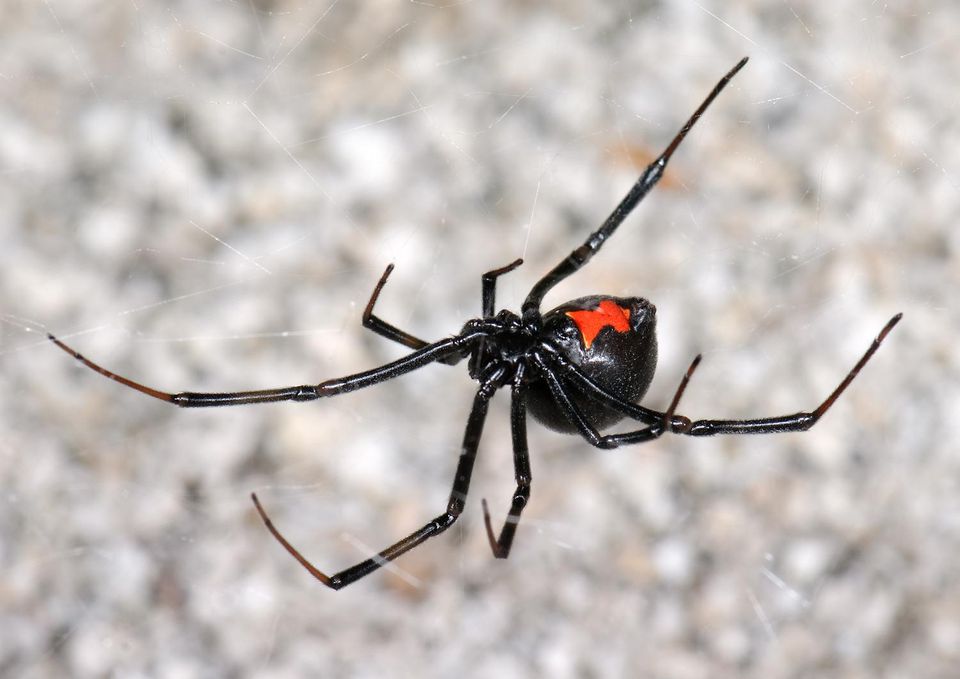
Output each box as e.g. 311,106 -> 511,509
49,57 -> 901,589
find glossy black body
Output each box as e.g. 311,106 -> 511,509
47,57 -> 902,590
526,296 -> 657,433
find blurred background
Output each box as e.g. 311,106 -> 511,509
1,1 -> 957,677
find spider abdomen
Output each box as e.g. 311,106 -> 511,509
527,295 -> 658,433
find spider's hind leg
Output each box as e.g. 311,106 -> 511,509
684,313 -> 902,436
538,354 -> 701,449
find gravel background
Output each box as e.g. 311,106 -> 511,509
1,1 -> 957,677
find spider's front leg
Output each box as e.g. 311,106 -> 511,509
253,386 -> 494,590
361,263 -> 435,353
481,258 -> 524,318
362,258 -> 523,365
47,330 -> 483,407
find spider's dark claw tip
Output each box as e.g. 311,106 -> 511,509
47,333 -> 76,356
722,57 -> 749,81
377,263 -> 396,282
726,57 -> 748,78
879,313 -> 903,341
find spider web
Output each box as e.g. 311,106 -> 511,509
1,1 -> 957,676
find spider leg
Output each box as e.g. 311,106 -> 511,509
252,387 -> 494,589
684,313 -> 902,436
481,380 -> 531,559
551,313 -> 901,437
536,354 -> 701,448
362,259 -> 524,366
482,258 -> 524,318
48,329 -> 483,407
362,264 -> 432,350
522,57 -> 748,317
547,353 -> 692,432
475,258 -> 526,371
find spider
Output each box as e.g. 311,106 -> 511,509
49,57 -> 901,590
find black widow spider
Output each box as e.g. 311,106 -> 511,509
49,57 -> 901,590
